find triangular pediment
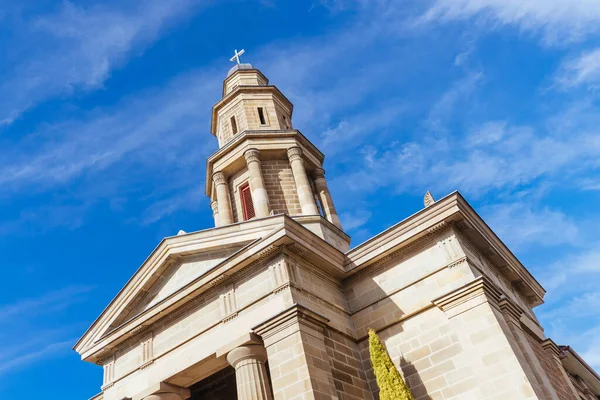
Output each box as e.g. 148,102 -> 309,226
105,247 -> 241,334
74,218 -> 289,360
74,215 -> 348,362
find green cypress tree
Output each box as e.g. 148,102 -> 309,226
368,329 -> 415,400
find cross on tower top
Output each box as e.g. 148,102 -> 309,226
230,49 -> 246,65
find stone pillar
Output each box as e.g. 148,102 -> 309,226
244,148 -> 271,218
226,345 -> 273,400
144,395 -> 183,400
210,200 -> 220,227
136,382 -> 190,400
213,171 -> 233,225
287,147 -> 319,216
313,168 -> 342,229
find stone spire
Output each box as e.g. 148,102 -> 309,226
204,58 -> 346,245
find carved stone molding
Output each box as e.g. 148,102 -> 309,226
498,296 -> 523,322
243,148 -> 261,164
286,146 -> 303,163
432,276 -> 502,318
140,332 -> 154,369
253,304 -> 329,344
212,171 -> 227,186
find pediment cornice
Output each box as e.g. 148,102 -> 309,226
345,192 -> 546,307
74,215 -> 345,363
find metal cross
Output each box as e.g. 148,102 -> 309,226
230,49 -> 246,65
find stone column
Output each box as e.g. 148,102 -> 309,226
210,200 -> 220,227
226,345 -> 273,400
313,168 -> 342,229
213,171 -> 233,225
287,147 -> 319,216
137,382 -> 190,400
144,395 -> 183,400
244,148 -> 271,218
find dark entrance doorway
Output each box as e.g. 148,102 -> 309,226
190,366 -> 237,399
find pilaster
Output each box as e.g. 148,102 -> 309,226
432,277 -> 540,399
254,305 -> 339,400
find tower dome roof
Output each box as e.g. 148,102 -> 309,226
227,63 -> 254,77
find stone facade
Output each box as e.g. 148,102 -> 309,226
75,63 -> 600,400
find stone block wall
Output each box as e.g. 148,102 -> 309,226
324,329 -> 373,400
262,160 -> 302,216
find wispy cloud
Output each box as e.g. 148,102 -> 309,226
0,0 -> 203,125
420,0 -> 600,45
0,287 -> 93,376
555,48 -> 600,89
334,103 -> 600,199
0,339 -> 75,376
482,203 -> 579,250
0,286 -> 93,319
0,68 -> 220,231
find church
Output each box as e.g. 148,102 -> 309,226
75,56 -> 600,400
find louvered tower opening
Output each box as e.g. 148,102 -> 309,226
240,183 -> 255,220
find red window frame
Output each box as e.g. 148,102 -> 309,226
240,183 -> 255,220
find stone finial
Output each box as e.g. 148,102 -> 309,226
424,191 -> 435,208
177,230 -> 186,236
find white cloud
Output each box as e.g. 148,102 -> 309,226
482,203 -> 579,250
420,0 -> 600,45
340,209 -> 372,231
0,0 -> 202,124
0,286 -> 93,319
555,48 -> 600,89
0,69 -> 218,190
0,339 -> 75,376
334,103 -> 600,199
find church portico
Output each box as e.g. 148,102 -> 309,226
77,54 -> 600,400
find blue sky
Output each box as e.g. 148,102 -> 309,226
1,0 -> 600,398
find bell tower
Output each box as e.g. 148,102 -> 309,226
205,52 -> 347,249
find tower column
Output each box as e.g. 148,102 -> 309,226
213,172 -> 234,225
313,168 -> 342,230
287,147 -> 319,216
210,200 -> 220,227
226,345 -> 273,400
244,149 -> 271,218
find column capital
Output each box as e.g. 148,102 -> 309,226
244,148 -> 261,164
133,382 -> 190,400
287,146 -> 303,162
314,167 -> 326,180
226,344 -> 268,368
213,171 -> 227,186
